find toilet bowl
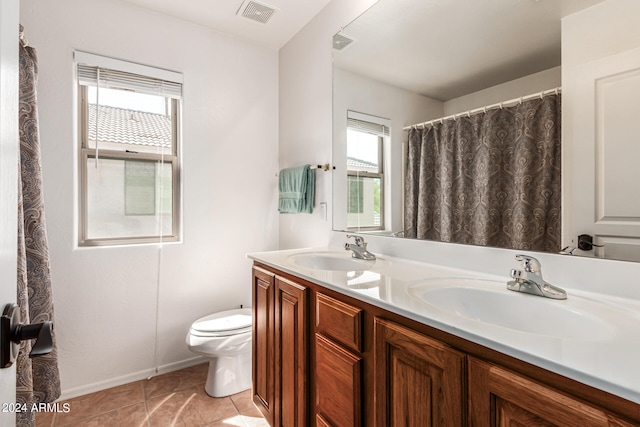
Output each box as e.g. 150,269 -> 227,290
186,308 -> 252,397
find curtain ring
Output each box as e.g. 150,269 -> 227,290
519,96 -> 523,104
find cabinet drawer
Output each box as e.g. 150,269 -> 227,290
315,334 -> 362,427
316,292 -> 363,353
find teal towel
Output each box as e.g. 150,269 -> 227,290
278,164 -> 314,214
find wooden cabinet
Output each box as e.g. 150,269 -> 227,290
252,266 -> 275,424
468,357 -> 637,427
252,266 -> 308,427
252,263 -> 640,427
374,318 -> 466,427
315,333 -> 362,427
275,276 -> 308,427
314,293 -> 364,427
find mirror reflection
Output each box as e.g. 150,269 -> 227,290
331,0 -> 636,259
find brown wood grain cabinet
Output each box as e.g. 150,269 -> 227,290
314,292 -> 364,427
468,357 -> 638,427
275,276 -> 308,427
252,266 -> 275,424
251,262 -> 640,427
315,333 -> 362,427
252,266 -> 308,427
374,317 -> 466,427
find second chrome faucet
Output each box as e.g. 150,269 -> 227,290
507,254 -> 567,300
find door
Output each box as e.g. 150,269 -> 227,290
567,45 -> 640,261
0,0 -> 20,425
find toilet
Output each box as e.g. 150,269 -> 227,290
186,308 -> 253,397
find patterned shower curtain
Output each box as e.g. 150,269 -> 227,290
404,94 -> 561,252
17,26 -> 61,427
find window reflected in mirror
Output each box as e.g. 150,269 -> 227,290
346,111 -> 389,230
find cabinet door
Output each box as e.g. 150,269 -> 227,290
252,267 -> 275,424
374,318 -> 465,427
275,276 -> 308,427
468,357 -> 637,427
315,333 -> 362,427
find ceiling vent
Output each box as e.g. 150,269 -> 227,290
333,33 -> 355,51
237,0 -> 277,24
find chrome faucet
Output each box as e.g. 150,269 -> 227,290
507,254 -> 567,300
344,235 -> 376,260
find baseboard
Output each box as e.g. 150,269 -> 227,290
58,356 -> 207,401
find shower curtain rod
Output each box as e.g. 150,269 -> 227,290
403,87 -> 561,130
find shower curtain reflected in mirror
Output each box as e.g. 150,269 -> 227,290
404,94 -> 561,252
17,25 -> 60,427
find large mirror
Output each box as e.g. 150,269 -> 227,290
333,0 -> 640,262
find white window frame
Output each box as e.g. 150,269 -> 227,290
75,52 -> 182,246
346,111 -> 389,231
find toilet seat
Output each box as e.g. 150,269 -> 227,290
190,308 -> 252,337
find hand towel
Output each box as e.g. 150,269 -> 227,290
278,164 -> 314,214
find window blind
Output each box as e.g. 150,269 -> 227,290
75,52 -> 182,99
347,117 -> 390,137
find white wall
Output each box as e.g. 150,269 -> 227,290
443,66 -> 561,116
278,0 -> 378,249
20,0 -> 279,398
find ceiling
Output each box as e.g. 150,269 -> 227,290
333,0 -> 606,101
115,0 -> 608,99
116,0 -> 331,50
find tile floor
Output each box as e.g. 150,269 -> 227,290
35,363 -> 268,427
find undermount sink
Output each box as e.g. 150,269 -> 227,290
287,251 -> 379,272
407,278 -> 620,340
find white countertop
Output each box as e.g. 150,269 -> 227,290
247,246 -> 640,405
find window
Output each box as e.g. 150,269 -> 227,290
76,52 -> 182,246
346,111 -> 388,230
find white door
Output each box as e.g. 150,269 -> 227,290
0,1 -> 19,425
567,46 -> 640,262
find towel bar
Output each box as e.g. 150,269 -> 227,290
276,163 -> 332,176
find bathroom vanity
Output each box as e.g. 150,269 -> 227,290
248,247 -> 640,427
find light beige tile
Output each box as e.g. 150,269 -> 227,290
229,390 -> 262,419
55,381 -> 145,426
241,416 -> 271,427
203,413 -> 269,427
35,410 -> 55,427
146,384 -> 238,427
62,403 -> 149,427
48,364 -> 265,427
143,363 -> 208,399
